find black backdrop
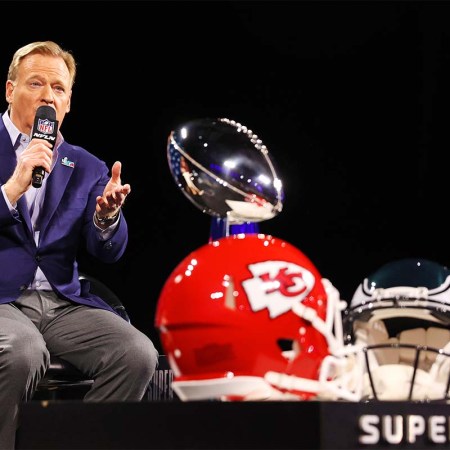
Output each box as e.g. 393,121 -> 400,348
2,1 -> 450,350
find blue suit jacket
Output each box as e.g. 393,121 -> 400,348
0,118 -> 128,314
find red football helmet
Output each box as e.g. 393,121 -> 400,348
155,233 -> 352,401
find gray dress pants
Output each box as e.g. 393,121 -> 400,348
0,290 -> 159,450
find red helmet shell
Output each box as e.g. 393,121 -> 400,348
155,234 -> 329,390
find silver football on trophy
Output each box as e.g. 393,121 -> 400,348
167,118 -> 284,224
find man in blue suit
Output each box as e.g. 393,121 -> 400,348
0,41 -> 159,449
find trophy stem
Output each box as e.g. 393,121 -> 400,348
209,217 -> 259,241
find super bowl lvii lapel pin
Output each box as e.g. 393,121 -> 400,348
61,156 -> 75,168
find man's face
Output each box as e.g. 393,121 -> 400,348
5,53 -> 72,135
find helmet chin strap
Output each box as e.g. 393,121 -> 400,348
317,353 -> 365,401
265,347 -> 366,402
291,278 -> 347,355
265,279 -> 366,401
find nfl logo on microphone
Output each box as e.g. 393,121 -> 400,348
37,118 -> 54,134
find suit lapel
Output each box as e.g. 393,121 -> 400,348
38,143 -> 77,233
17,196 -> 33,232
0,121 -> 17,186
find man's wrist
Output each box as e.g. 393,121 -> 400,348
3,180 -> 22,206
94,211 -> 119,226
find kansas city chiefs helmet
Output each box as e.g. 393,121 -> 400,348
155,233 -> 353,401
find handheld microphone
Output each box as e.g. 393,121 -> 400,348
31,105 -> 59,188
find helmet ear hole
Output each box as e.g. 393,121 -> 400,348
277,338 -> 297,360
277,338 -> 294,352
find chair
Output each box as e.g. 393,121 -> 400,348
34,275 -> 175,401
34,273 -> 130,400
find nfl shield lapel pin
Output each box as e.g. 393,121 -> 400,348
61,156 -> 75,168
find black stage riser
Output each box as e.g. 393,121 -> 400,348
16,401 -> 450,450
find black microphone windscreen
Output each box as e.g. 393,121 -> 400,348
35,105 -> 56,121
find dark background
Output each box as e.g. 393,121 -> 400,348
2,1 -> 450,350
